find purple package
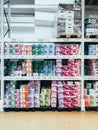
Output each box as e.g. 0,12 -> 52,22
58,87 -> 64,93
55,72 -> 61,76
28,97 -> 34,101
55,45 -> 61,52
58,93 -> 64,99
29,103 -> 34,108
58,98 -> 65,105
58,103 -> 65,108
34,102 -> 40,108
35,88 -> 40,94
57,81 -> 63,85
56,60 -> 62,67
27,81 -> 35,88
29,88 -> 35,94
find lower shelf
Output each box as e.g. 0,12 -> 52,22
4,107 -> 81,112
85,107 -> 98,111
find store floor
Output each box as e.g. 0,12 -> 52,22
0,112 -> 97,130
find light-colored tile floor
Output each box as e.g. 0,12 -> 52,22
0,112 -> 98,130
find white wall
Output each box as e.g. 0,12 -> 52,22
35,26 -> 54,39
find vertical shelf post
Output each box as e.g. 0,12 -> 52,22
81,0 -> 85,111
1,0 -> 4,111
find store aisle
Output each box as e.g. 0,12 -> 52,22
0,112 -> 97,130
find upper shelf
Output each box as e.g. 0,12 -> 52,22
2,38 -> 82,43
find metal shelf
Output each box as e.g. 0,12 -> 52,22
85,39 -> 98,42
4,38 -> 82,43
84,55 -> 98,59
4,55 -> 82,59
4,76 -> 82,81
84,76 -> 98,80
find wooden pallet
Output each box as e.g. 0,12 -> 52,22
86,35 -> 98,39
57,34 -> 81,38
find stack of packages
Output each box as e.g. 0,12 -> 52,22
56,60 -> 62,76
20,86 -> 29,108
22,45 -> 32,55
57,81 -> 65,108
84,82 -> 97,107
33,44 -> 55,55
57,81 -> 81,108
4,43 -> 33,55
4,43 -> 81,56
94,82 -> 98,107
5,60 -> 18,76
22,60 -> 33,76
4,81 -> 40,109
45,44 -> 55,55
62,59 -> 81,76
85,60 -> 98,76
33,81 -> 40,108
55,44 -> 80,55
5,60 -> 33,77
4,81 -> 20,108
33,44 -> 44,55
57,3 -> 81,36
40,88 -> 51,107
64,81 -> 81,108
88,45 -> 98,55
44,61 -> 55,76
85,15 -> 98,36
27,82 -> 35,108
33,60 -> 55,77
51,81 -> 57,108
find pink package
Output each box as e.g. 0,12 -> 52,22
69,86 -> 75,91
60,51 -> 68,55
60,44 -> 68,51
64,97 -> 71,103
63,85 -> 69,90
74,69 -> 81,76
62,65 -> 68,71
51,103 -> 57,108
63,91 -> 69,96
62,71 -> 68,76
69,91 -> 76,96
51,92 -> 57,98
68,59 -> 74,66
51,86 -> 57,92
68,71 -> 74,76
64,103 -> 71,108
51,97 -> 57,103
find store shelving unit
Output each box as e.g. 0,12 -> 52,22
0,0 -> 98,112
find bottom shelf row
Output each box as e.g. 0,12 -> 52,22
3,80 -> 98,111
4,80 -> 81,110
